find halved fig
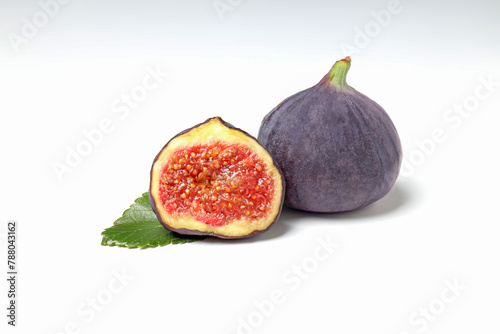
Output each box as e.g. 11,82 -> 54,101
149,117 -> 285,239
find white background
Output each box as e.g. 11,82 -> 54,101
1,0 -> 499,333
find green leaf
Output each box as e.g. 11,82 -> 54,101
101,192 -> 205,249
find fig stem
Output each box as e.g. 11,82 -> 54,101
328,56 -> 351,89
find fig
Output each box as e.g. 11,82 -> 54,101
258,57 -> 402,212
149,117 -> 285,239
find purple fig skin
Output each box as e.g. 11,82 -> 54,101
149,117 -> 285,239
258,58 -> 402,213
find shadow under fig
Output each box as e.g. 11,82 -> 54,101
277,180 -> 420,225
203,181 -> 420,244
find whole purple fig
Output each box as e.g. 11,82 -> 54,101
258,57 -> 402,213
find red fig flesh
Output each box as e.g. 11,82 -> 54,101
150,117 -> 285,238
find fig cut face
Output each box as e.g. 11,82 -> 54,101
149,117 -> 284,239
